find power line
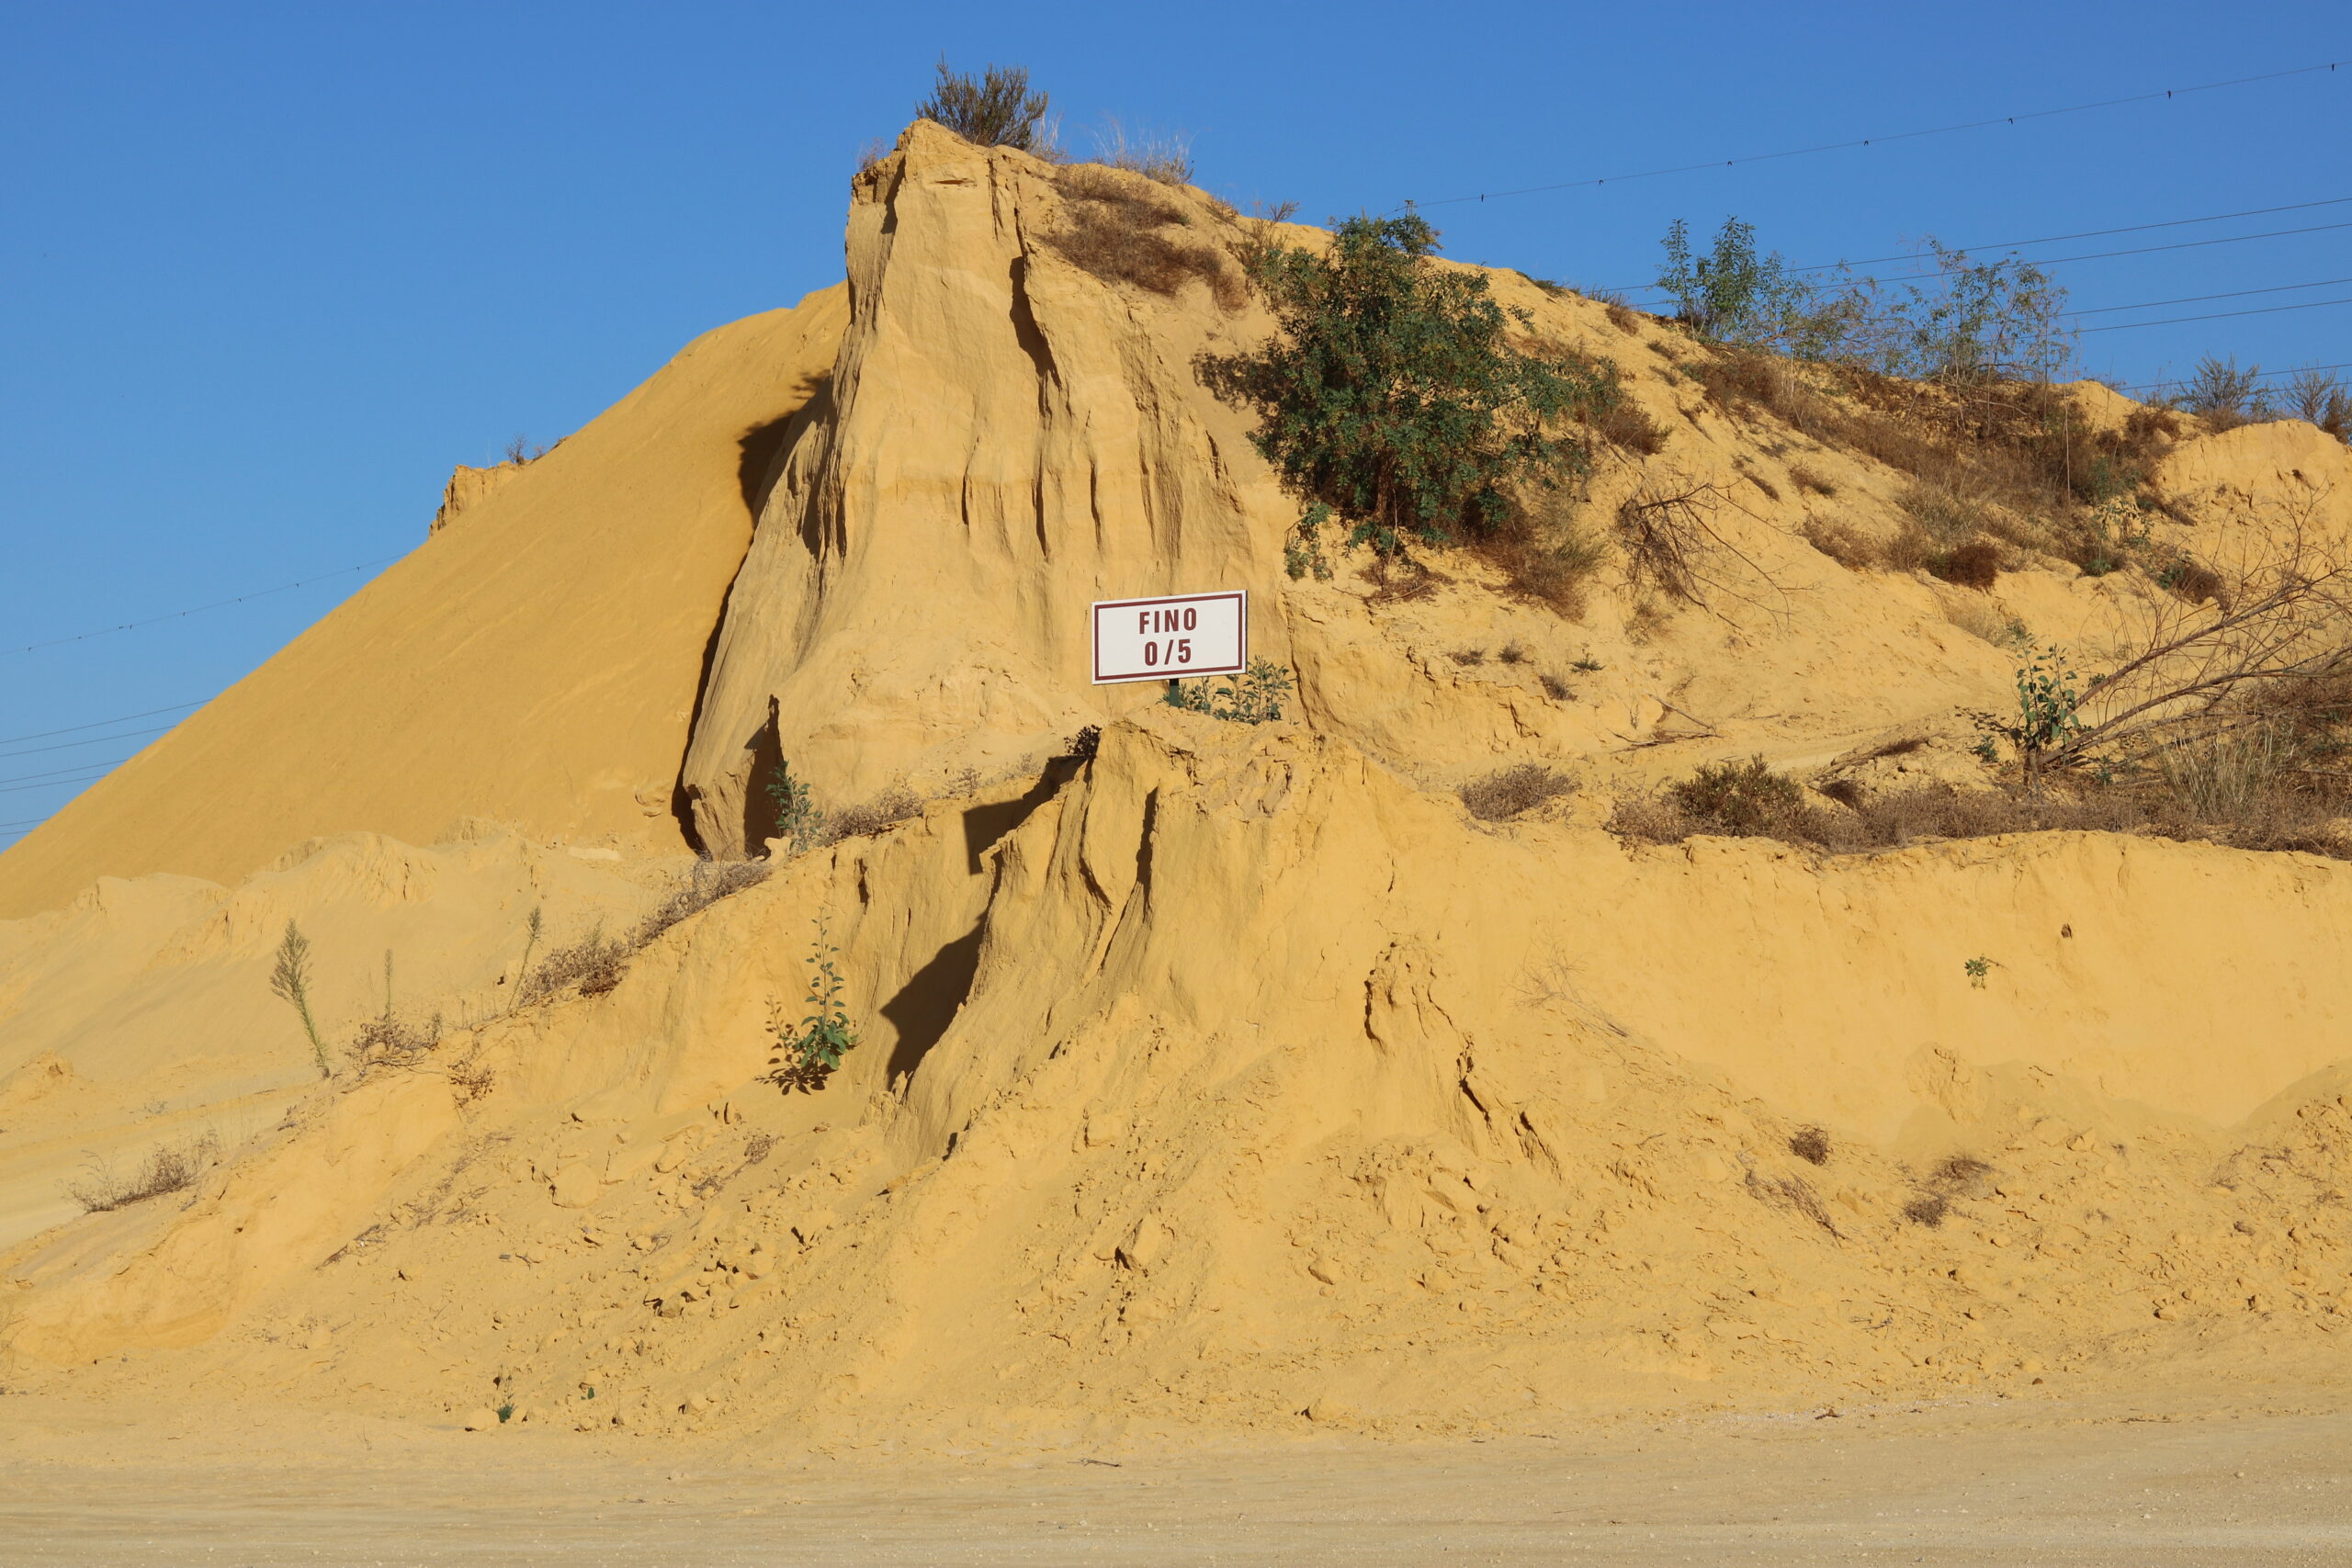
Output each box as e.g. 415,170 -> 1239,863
1,557 -> 399,659
2118,360 -> 2351,393
1413,60 -> 2346,208
1615,217 -> 2352,298
0,757 -> 130,789
0,766 -> 119,795
0,700 -> 203,748
0,723 -> 177,762
2068,276 -> 2352,316
2080,296 -> 2352,333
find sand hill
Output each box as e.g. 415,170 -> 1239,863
5,121 -> 2352,1451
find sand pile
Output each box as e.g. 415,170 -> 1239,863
4,120 -> 2352,1446
6,716 -> 2352,1444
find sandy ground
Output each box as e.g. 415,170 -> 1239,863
4,1385 -> 2348,1566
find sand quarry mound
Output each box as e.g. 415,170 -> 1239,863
5,121 -> 2352,1449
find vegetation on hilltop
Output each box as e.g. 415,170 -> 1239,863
1210,211 -> 1619,578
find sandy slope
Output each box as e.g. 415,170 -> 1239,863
0,288 -> 846,919
4,118 -> 2352,1488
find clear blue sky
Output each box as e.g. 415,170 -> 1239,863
3,1 -> 2346,849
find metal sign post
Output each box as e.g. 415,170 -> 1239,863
1091,591 -> 1247,685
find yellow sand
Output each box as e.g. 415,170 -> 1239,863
0,288 -> 847,919
4,123 -> 2352,1465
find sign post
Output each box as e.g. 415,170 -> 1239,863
1091,591 -> 1247,685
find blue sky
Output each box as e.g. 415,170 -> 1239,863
3,1 -> 2346,847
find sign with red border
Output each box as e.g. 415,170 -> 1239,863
1091,591 -> 1248,685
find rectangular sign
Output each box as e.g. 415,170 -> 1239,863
1091,590 -> 1248,685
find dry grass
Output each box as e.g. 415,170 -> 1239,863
68,1131 -> 220,1213
522,860 -> 772,1007
1799,515 -> 1879,570
1932,539 -> 2003,591
1787,463 -> 1837,496
1088,118 -> 1193,185
1613,760 -> 2352,863
1686,344 -> 2188,572
1460,763 -> 1578,822
1049,166 -> 1243,310
1605,301 -> 1642,334
1590,398 -> 1668,455
351,1010 -> 443,1065
830,785 -> 924,840
1789,1126 -> 1831,1165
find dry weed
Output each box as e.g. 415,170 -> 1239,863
68,1131 -> 220,1213
1460,763 -> 1577,821
1049,166 -> 1242,310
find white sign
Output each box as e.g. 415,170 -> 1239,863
1091,590 -> 1248,685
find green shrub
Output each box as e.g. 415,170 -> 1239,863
1669,755 -> 1808,833
915,58 -> 1051,152
1657,218 -> 1814,348
1214,212 -> 1614,572
1166,660 -> 1292,724
764,758 -> 826,854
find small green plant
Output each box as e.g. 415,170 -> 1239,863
1165,660 -> 1293,724
764,759 -> 827,854
496,1402 -> 514,1424
1569,653 -> 1605,673
766,923 -> 858,1094
915,58 -> 1052,152
1963,955 -> 1996,988
268,919 -> 330,1077
1973,644 -> 2086,789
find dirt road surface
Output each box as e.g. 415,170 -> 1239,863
4,1387 -> 2347,1565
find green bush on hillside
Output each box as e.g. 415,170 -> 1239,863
1215,211 -> 1616,576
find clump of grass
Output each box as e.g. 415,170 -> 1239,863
1497,643 -> 1529,665
1787,463 -> 1837,496
1904,1152 -> 1996,1226
1902,1192 -> 1951,1228
1800,515 -> 1879,570
1669,755 -> 1809,834
1537,672 -> 1574,700
1089,117 -> 1193,185
352,1010 -> 443,1065
829,786 -> 924,840
68,1131 -> 220,1213
1447,649 -> 1487,666
1049,166 -> 1243,310
1789,1126 -> 1831,1165
520,861 -> 772,1008
1460,763 -> 1577,821
1930,538 -> 2003,592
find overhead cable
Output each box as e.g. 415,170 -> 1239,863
0,723 -> 179,762
0,757 -> 130,789
0,767 -> 119,795
1412,60 -> 2346,208
2067,276 -> 2352,316
0,700 -> 203,748
1613,218 -> 2352,299
2079,296 -> 2352,333
2,558 -> 399,659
